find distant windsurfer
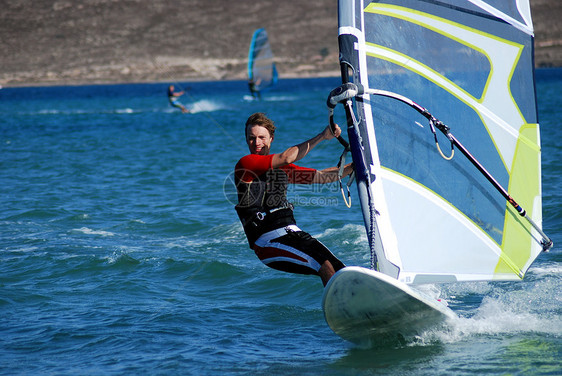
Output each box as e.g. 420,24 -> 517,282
248,78 -> 262,99
234,113 -> 353,286
167,85 -> 190,113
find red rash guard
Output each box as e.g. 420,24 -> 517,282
234,154 -> 317,246
235,154 -> 317,184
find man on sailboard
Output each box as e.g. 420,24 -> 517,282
167,85 -> 190,113
234,113 -> 353,286
248,78 -> 262,99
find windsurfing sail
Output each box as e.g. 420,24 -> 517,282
333,0 -> 551,284
247,28 -> 278,93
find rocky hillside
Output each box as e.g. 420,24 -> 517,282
1,0 -> 560,87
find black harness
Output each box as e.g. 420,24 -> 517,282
235,168 -> 296,246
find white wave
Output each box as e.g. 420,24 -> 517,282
315,223 -> 365,240
189,99 -> 224,113
443,280 -> 495,297
263,95 -> 299,102
431,285 -> 561,346
528,263 -> 562,277
114,108 -> 135,114
104,250 -> 126,264
163,222 -> 244,250
73,227 -> 115,237
38,109 -> 63,114
410,310 -> 559,348
446,301 -> 559,340
6,246 -> 39,253
313,224 -> 370,264
243,94 -> 298,102
413,283 -> 444,301
400,267 -> 562,347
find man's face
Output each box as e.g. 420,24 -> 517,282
246,125 -> 273,155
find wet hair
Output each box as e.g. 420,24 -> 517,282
245,112 -> 276,138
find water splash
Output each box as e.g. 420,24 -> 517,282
189,99 -> 225,113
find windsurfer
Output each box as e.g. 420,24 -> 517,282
248,78 -> 262,99
167,85 -> 190,113
234,112 -> 353,286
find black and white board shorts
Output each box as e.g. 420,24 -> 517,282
252,225 -> 345,275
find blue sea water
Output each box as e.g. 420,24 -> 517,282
1,72 -> 560,375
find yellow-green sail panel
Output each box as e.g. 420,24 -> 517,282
496,124 -> 541,277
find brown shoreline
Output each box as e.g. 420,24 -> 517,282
5,66 -> 562,90
0,67 -> 342,88
1,1 -> 560,88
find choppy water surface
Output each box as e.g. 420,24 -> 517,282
1,73 -> 560,375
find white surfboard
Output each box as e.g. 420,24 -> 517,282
322,266 -> 457,345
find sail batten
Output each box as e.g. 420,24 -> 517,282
336,0 -> 547,284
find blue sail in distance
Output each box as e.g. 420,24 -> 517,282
248,28 -> 278,92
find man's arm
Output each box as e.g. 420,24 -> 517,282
311,163 -> 354,184
271,124 -> 341,169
